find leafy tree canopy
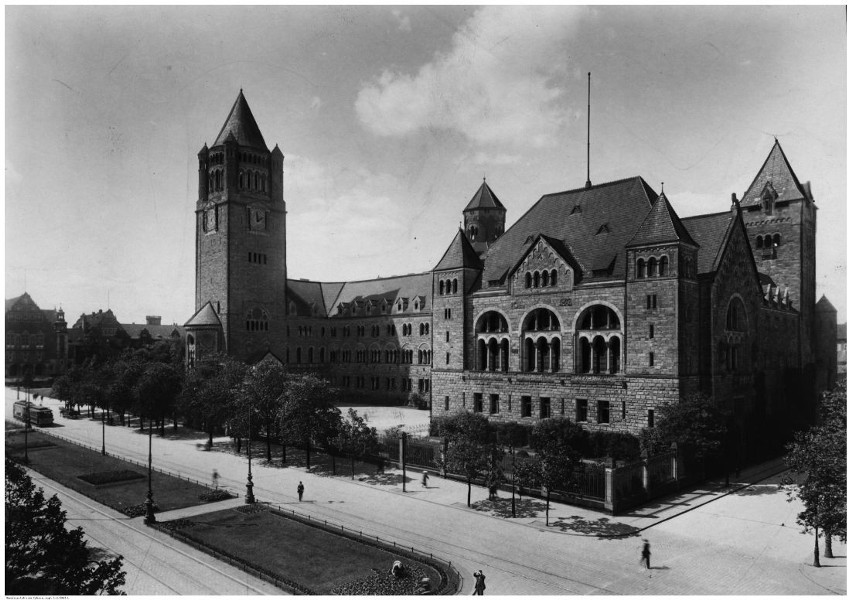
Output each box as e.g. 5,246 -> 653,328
5,460 -> 126,595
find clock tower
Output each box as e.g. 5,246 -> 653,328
186,91 -> 288,364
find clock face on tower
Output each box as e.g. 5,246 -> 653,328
249,208 -> 267,231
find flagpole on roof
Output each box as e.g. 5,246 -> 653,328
585,72 -> 592,190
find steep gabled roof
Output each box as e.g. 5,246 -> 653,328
184,302 -> 222,327
680,211 -> 733,274
464,179 -> 505,211
328,273 -> 433,316
213,90 -> 268,150
434,229 -> 483,271
741,139 -> 809,206
480,176 -> 658,284
627,192 -> 697,248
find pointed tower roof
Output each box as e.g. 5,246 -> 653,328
627,192 -> 697,248
741,139 -> 810,206
213,90 -> 268,150
434,229 -> 484,271
464,179 -> 506,211
816,295 -> 837,313
184,302 -> 222,328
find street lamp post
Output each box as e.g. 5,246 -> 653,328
245,405 -> 255,504
101,405 -> 107,456
144,414 -> 156,524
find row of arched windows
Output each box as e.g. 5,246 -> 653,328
756,233 -> 781,248
208,152 -> 224,165
473,306 -> 622,375
209,169 -> 224,192
5,333 -> 44,347
524,269 -> 558,289
245,307 -> 269,332
290,346 -> 431,366
439,279 -> 458,295
239,170 -> 267,192
239,152 -> 265,165
636,256 -> 669,279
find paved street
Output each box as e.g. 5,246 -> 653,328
8,389 -> 846,595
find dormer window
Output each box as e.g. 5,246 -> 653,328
596,223 -> 610,235
571,204 -> 582,215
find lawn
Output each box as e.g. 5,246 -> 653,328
160,505 -> 449,595
5,428 -> 228,516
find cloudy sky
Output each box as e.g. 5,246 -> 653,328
5,5 -> 847,325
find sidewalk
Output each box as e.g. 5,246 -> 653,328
11,389 -> 845,595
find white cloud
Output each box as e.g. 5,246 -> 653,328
471,151 -> 522,166
356,6 -> 585,148
310,96 -> 322,111
392,9 -> 411,33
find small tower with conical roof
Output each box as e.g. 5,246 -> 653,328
189,91 -> 288,364
463,179 -> 507,254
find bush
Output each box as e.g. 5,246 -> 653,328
197,489 -> 233,503
407,393 -> 428,410
584,432 -> 641,461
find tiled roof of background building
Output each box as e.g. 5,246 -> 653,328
480,176 -> 658,284
680,211 -> 734,274
212,90 -> 268,150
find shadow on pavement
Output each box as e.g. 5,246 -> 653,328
359,473 -> 405,487
470,496 -> 547,519
549,515 -> 637,539
732,484 -> 783,496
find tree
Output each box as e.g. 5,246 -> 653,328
335,408 -> 380,479
785,379 -> 847,567
6,460 -> 126,594
646,391 -> 728,472
241,360 -> 288,462
485,444 -> 506,501
439,411 -> 490,507
182,355 -> 247,448
530,417 -> 583,526
279,374 -> 341,469
135,362 -> 182,437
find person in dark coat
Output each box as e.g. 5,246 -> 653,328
297,481 -> 304,502
641,539 -> 651,570
473,570 -> 486,595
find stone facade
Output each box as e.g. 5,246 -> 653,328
5,293 -> 68,379
187,93 -> 836,452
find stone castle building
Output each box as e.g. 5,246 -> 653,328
5,292 -> 68,380
185,91 -> 837,456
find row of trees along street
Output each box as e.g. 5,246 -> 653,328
49,349 -> 380,476
784,379 -> 847,567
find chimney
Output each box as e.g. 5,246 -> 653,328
146,315 -> 162,326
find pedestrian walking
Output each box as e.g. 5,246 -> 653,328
212,469 -> 219,490
472,570 -> 486,595
297,481 -> 304,502
421,470 -> 429,488
640,539 -> 651,571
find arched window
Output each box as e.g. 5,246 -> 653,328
521,309 -> 561,373
439,281 -> 445,295
452,279 -> 458,294
245,307 -> 269,331
756,236 -> 764,249
533,272 -> 540,288
637,258 -> 646,279
551,269 -> 558,286
525,273 -> 532,288
542,271 -> 549,287
659,256 -> 669,276
576,305 -> 622,375
726,297 -> 746,332
475,311 -> 510,372
773,234 -> 781,247
647,258 -> 658,277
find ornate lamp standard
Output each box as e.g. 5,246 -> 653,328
245,403 -> 255,504
101,402 -> 107,456
144,414 -> 156,524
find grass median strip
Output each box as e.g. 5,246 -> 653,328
5,428 -> 232,516
159,504 -> 446,595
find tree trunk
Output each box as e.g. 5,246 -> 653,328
160,413 -> 166,437
236,437 -> 242,453
332,454 -> 336,475
306,441 -> 311,469
467,479 -> 472,508
351,454 -> 355,479
545,491 -> 550,527
207,429 -> 213,449
824,530 -> 834,558
281,441 -> 286,465
266,422 -> 272,462
814,525 -> 821,567
173,415 -> 178,431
